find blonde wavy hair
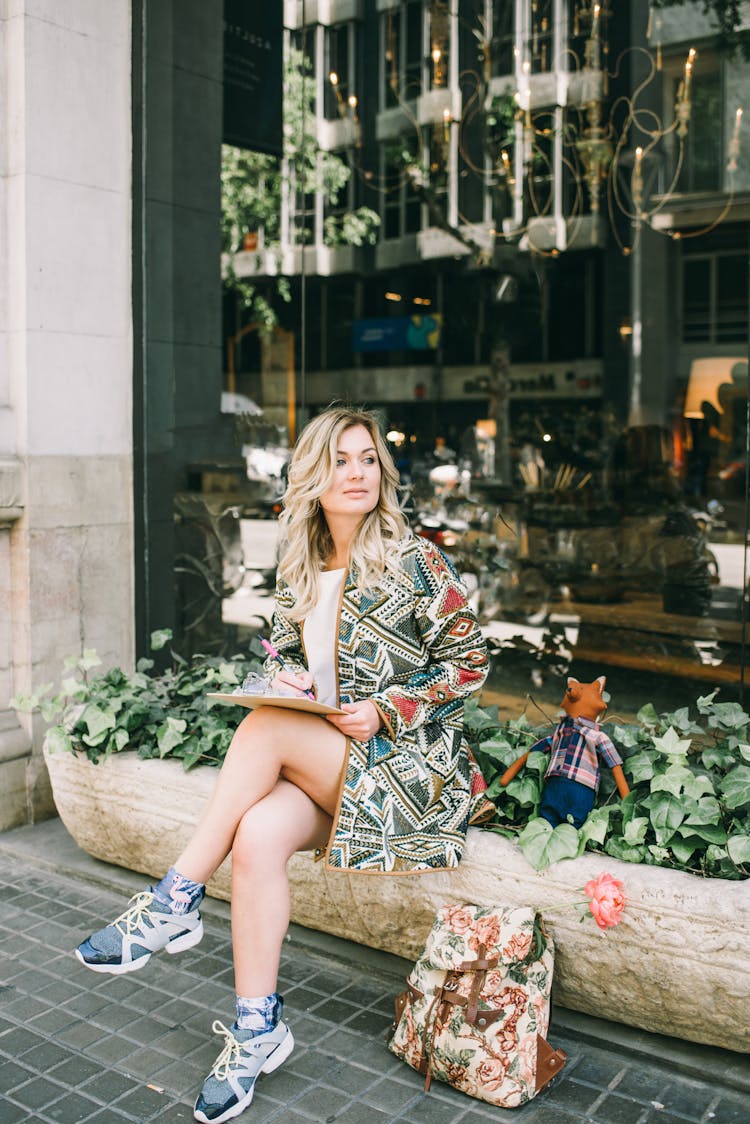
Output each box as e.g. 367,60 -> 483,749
277,406 -> 408,619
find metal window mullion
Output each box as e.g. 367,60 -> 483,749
553,0 -> 567,249
315,151 -> 324,245
512,0 -> 528,227
447,0 -> 459,227
281,29 -> 292,253
317,23 -> 326,119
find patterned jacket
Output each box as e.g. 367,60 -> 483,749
266,533 -> 490,874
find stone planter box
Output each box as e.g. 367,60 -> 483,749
45,747 -> 749,1054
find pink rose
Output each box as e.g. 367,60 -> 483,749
441,905 -> 475,934
584,872 -> 626,930
485,969 -> 507,993
468,914 -> 501,952
475,1057 -> 507,1092
502,931 -> 532,962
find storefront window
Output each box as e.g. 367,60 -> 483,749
206,1 -> 750,719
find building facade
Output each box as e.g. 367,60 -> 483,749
233,1 -> 748,449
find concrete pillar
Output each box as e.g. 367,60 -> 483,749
0,1 -> 134,826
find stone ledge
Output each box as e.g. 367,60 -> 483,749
43,748 -> 750,1054
0,455 -> 23,524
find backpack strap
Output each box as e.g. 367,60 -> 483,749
535,1034 -> 568,1091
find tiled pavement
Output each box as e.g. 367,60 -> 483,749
0,824 -> 748,1123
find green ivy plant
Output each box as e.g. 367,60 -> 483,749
12,637 -> 750,882
465,693 -> 750,880
10,631 -> 265,773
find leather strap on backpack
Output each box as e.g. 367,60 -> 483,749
535,1034 -> 567,1091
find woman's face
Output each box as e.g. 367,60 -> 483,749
319,424 -> 382,523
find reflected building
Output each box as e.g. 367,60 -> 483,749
227,0 -> 750,702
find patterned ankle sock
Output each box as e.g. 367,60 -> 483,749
152,867 -> 205,915
235,992 -> 282,1034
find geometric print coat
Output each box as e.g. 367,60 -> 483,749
267,532 -> 490,874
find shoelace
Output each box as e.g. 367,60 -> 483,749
210,1021 -> 244,1080
113,891 -> 156,937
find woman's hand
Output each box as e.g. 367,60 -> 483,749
326,700 -> 381,742
270,669 -> 315,697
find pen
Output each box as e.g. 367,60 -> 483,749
260,638 -> 316,699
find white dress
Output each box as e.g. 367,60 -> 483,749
302,568 -> 345,706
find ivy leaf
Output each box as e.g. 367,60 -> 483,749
61,677 -> 86,698
604,837 -> 645,863
676,822 -> 727,845
662,706 -> 702,734
82,704 -> 117,740
578,806 -> 612,847
647,844 -> 670,863
10,685 -> 53,713
45,726 -> 73,755
682,772 -> 715,800
179,735 -> 206,770
150,628 -> 173,651
623,816 -> 649,846
726,834 -> 750,865
696,690 -> 720,713
684,796 -> 722,826
670,835 -> 701,864
525,750 -> 548,774
157,717 -> 188,757
478,733 -> 515,761
720,765 -> 750,810
504,774 -> 541,806
701,745 -> 737,771
706,702 -> 750,731
465,701 -> 499,731
636,702 -> 659,728
624,751 -> 655,783
646,792 -> 687,835
218,662 -> 241,684
112,728 -> 130,751
650,764 -> 692,796
652,726 -> 692,758
736,744 -> 750,763
612,723 -> 640,748
517,819 -> 580,870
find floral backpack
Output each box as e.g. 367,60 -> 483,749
388,903 -> 567,1108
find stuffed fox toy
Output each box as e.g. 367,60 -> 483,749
499,676 -> 630,829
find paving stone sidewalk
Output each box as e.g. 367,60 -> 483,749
0,832 -> 748,1123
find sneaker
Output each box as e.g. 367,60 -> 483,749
74,890 -> 203,975
193,1019 -> 294,1123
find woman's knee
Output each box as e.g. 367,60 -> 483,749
229,706 -> 286,755
232,805 -> 292,871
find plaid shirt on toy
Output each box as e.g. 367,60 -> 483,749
534,715 -> 623,792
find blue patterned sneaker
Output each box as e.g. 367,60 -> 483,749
74,890 -> 203,975
193,1019 -> 294,1123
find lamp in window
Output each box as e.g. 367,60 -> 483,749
728,107 -> 744,173
675,47 -> 697,137
328,72 -> 360,143
683,357 -> 748,419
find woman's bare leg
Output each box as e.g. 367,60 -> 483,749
230,780 -> 330,996
173,707 -> 346,883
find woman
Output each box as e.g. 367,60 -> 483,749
76,406 -> 490,1123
